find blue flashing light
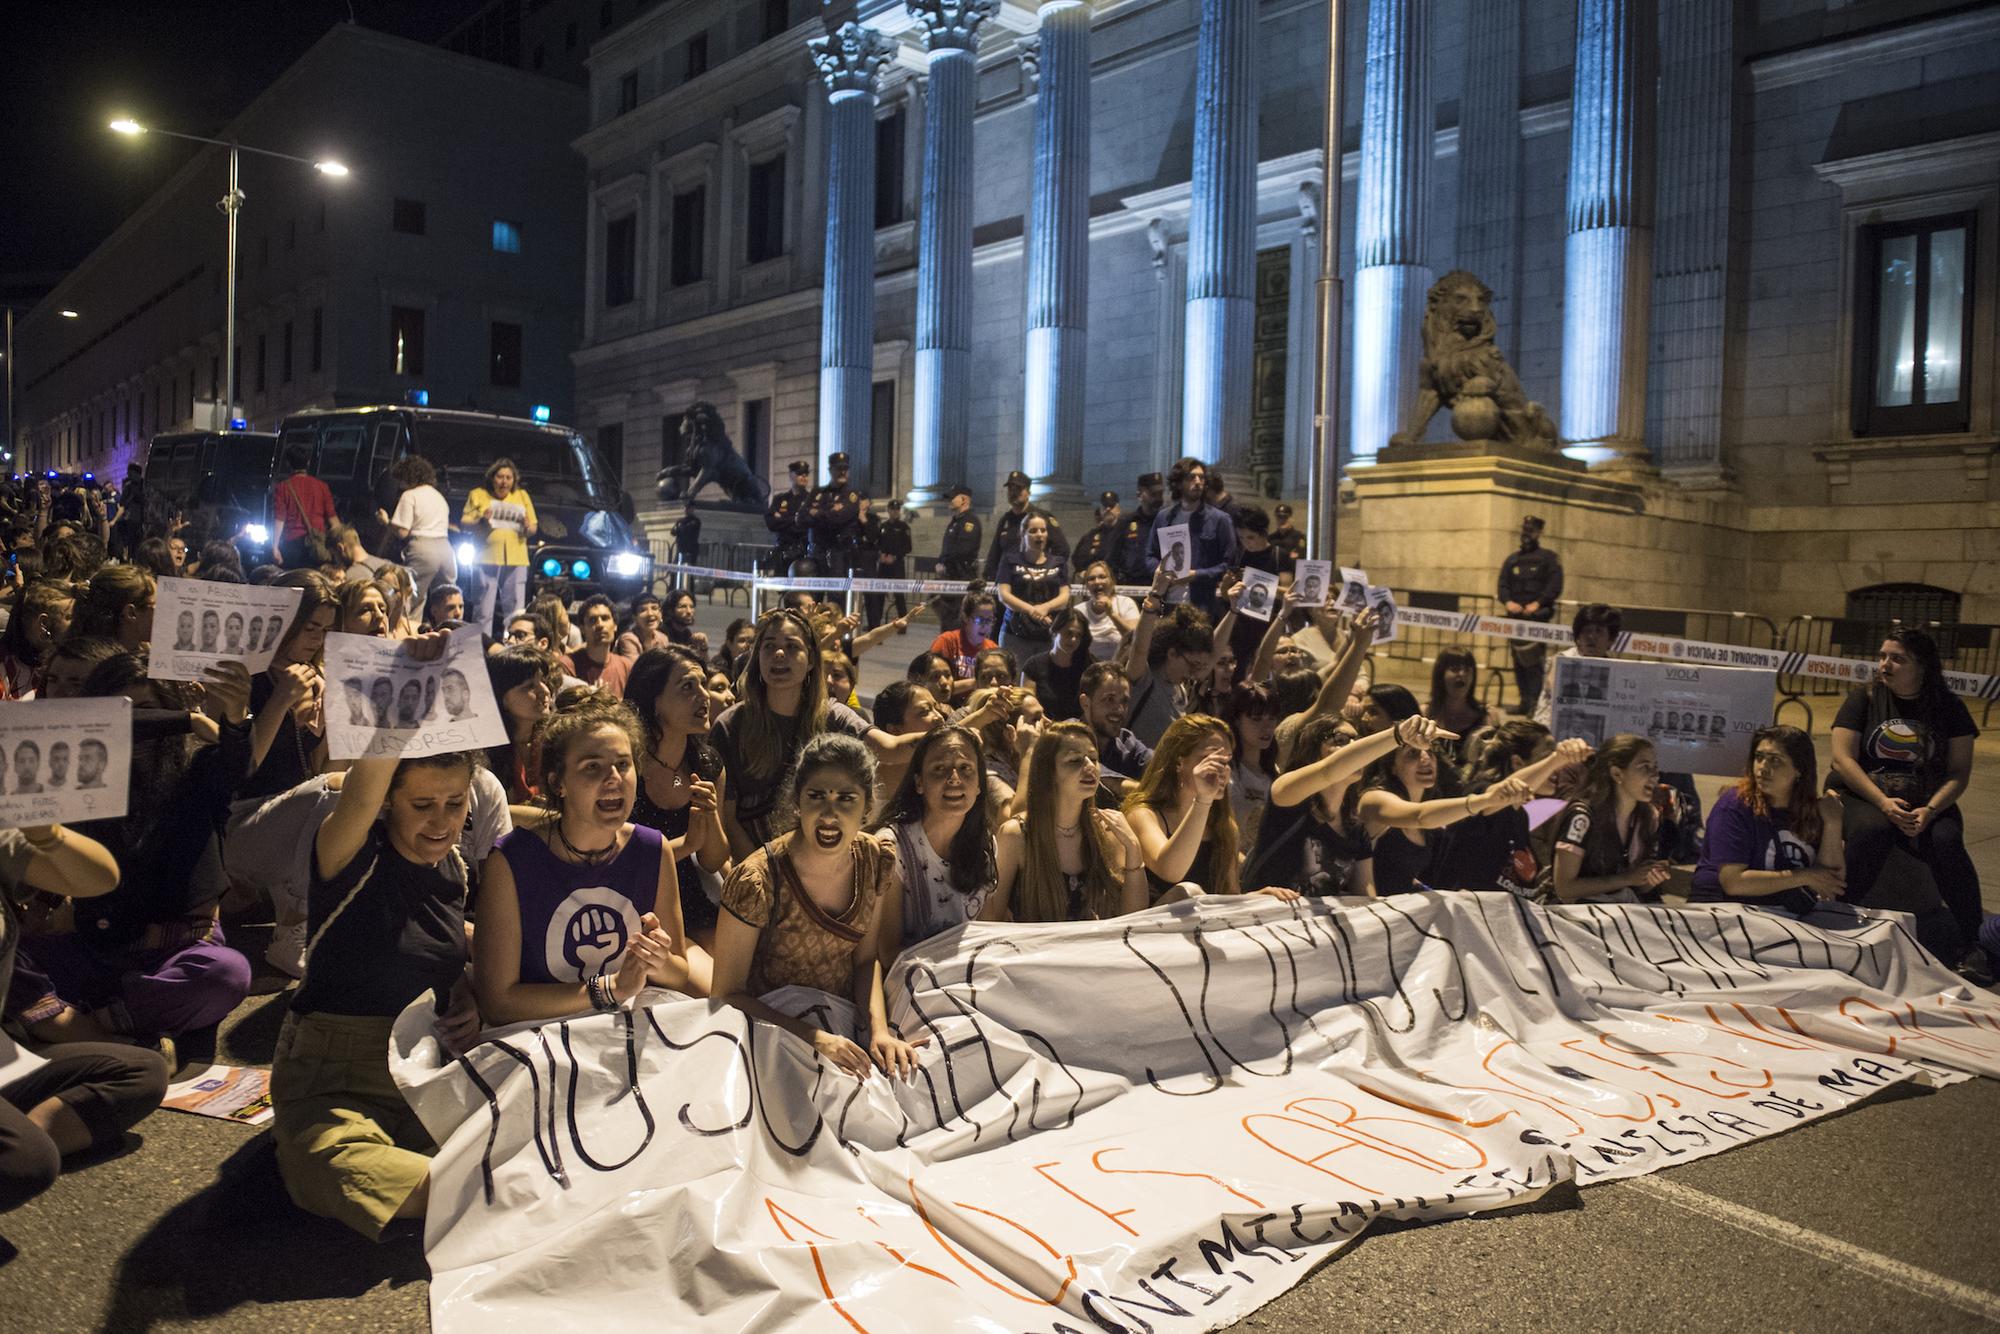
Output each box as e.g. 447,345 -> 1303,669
229,417 -> 247,430
82,472 -> 93,481
407,388 -> 429,407
570,559 -> 592,580
531,404 -> 551,423
45,471 -> 57,479
540,557 -> 562,578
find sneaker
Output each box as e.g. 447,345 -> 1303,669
265,919 -> 306,979
1952,946 -> 1995,988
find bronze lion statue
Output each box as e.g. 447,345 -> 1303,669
1390,270 -> 1557,451
656,401 -> 771,507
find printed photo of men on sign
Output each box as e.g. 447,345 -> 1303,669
1339,567 -> 1370,612
323,624 -> 506,761
1238,567 -> 1279,622
148,577 -> 304,684
1367,585 -> 1399,643
0,698 -> 132,825
1291,559 -> 1331,608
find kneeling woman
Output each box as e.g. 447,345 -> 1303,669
1124,715 -> 1302,902
711,734 -> 920,1080
997,721 -> 1148,922
475,695 -> 709,1025
273,701 -> 484,1240
1356,725 -> 1533,896
1542,734 -> 1670,904
1690,725 -> 1845,917
877,725 -> 1010,944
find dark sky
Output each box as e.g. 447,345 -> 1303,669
0,0 -> 491,296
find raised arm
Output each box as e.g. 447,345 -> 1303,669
1360,776 -> 1531,835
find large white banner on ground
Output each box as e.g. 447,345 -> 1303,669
1552,656 -> 1776,776
392,895 -> 2000,1333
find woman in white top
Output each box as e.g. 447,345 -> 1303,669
875,724 -> 1010,945
376,455 -> 455,601
1078,561 -> 1140,660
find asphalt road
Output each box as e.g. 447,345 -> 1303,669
2,596 -> 1995,1332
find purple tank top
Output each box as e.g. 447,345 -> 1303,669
499,824 -> 663,985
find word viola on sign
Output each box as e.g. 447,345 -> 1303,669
1552,655 -> 1776,776
390,894 -> 2000,1332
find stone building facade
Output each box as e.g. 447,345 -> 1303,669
574,0 -> 1998,629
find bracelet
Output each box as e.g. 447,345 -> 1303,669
22,829 -> 61,851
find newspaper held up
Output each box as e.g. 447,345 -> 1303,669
324,624 -> 507,761
148,577 -> 305,683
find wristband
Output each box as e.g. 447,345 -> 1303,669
22,828 -> 61,852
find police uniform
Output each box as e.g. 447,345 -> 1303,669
765,468 -> 812,573
869,507 -> 913,625
984,471 -> 1069,580
1270,520 -> 1306,578
935,490 -> 983,631
1496,525 -> 1564,716
1072,491 -> 1126,574
807,452 -> 865,576
670,511 -> 703,578
1116,478 -> 1165,587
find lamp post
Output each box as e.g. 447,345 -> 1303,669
1308,0 -> 1347,563
108,118 -> 347,430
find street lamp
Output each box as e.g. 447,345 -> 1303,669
109,116 -> 349,430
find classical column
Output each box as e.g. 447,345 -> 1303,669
907,0 -> 994,505
1022,0 -> 1090,503
1454,0 -> 1521,356
1351,0 -> 1431,465
811,23 -> 892,475
1650,0 -> 1732,483
1560,0 -> 1658,466
1179,0 -> 1257,466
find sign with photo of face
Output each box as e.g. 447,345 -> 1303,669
148,578 -> 304,684
1366,585 -> 1399,643
1339,567 -> 1370,612
1238,567 -> 1279,622
1291,559 -> 1331,608
0,698 -> 131,826
323,624 -> 506,761
1552,655 -> 1774,777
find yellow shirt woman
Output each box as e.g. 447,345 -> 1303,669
462,462 -> 539,567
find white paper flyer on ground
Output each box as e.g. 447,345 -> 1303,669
1367,584 -> 1399,642
1291,559 -> 1331,607
1552,654 -> 1774,777
0,698 -> 131,826
148,577 -> 303,683
1339,566 -> 1370,610
163,1064 -> 274,1127
1238,567 -> 1279,621
324,624 -> 506,761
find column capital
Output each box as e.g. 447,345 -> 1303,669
1016,34 -> 1040,85
811,23 -> 894,96
909,0 -> 997,53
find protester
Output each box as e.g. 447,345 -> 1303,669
1223,681 -> 1283,849
422,582 -> 465,631
1498,516 -> 1563,716
867,679 -> 946,800
1542,734 -> 1670,904
1426,648 -> 1490,753
876,725 -> 1006,943
336,579 -> 393,637
1020,608 -> 1092,722
70,565 -> 154,652
1691,726 -> 1846,917
460,458 -> 538,637
717,618 -> 756,677
1120,565 -> 1214,750
1077,560 -> 1138,661
377,455 -> 455,600
1244,715 -> 1381,898
1356,683 -> 1421,736
328,523 -> 392,584
906,650 -> 956,708
1534,602 -> 1619,727
374,565 -> 420,639
996,514 -> 1071,661
1123,715 -> 1301,903
1356,725 -> 1532,897
627,646 -> 732,951
984,470 -> 1068,582
928,591 -> 999,701
39,637 -> 122,700
996,722 -> 1148,922
617,593 -> 672,658
711,733 -> 919,1080
484,645 -> 558,805
563,594 -> 631,696
272,445 -> 337,570
1079,660 -> 1154,795
1430,725 -> 1592,896
1144,457 -> 1238,615
0,580 -> 72,697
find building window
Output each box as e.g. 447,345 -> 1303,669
762,0 -> 788,41
604,213 -> 638,307
670,187 -> 706,286
598,421 -> 625,488
256,335 -> 269,392
282,320 -> 294,384
392,198 -> 427,235
310,308 -> 323,373
618,71 -> 639,113
875,109 -> 905,228
740,396 -> 770,478
490,321 -> 524,387
493,219 -> 522,253
745,155 -> 785,265
1853,213 -> 1974,436
211,355 -> 221,400
390,306 -> 426,377
685,33 -> 708,80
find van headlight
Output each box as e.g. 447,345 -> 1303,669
457,540 -> 478,567
609,551 -> 647,578
241,523 -> 270,546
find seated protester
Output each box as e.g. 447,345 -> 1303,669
627,647 -> 733,953
196,540 -> 245,583
615,593 -> 671,659
1828,628 -> 1982,969
1357,728 -> 1533,897
1691,725 -> 1846,919
1224,681 -> 1282,851
1021,609 -> 1093,723
1079,660 -> 1154,799
966,684 -> 1039,809
876,725 -> 1009,943
711,734 -> 921,1081
38,656 -> 255,1040
1244,715 -> 1389,898
972,646 -> 1019,695
70,564 -> 155,652
562,594 -> 631,696
475,695 -> 708,1025
825,651 -> 863,715
1077,561 -> 1139,661
0,819 -> 170,1214
717,618 -> 756,678
374,566 -> 419,639
38,636 -> 123,701
705,664 -> 736,715
502,610 -> 556,653
995,515 -> 1071,661
1120,568 -> 1216,751
223,570 -> 340,976
1429,723 -> 1592,896
1540,734 -> 1670,905
1356,683 -> 1420,737
133,537 -> 178,580
712,609 -> 872,858
530,590 -> 583,653
1123,715 -> 1300,903
869,679 -> 947,799
484,646 -> 559,805
273,719 -> 484,1241
995,722 -> 1149,922
421,582 -> 465,632
928,591 -> 1000,703
663,589 -> 702,649
0,580 -> 73,698
337,578 -> 393,637
1425,649 -> 1490,762
1272,606 -> 1377,768
1535,602 -> 1620,728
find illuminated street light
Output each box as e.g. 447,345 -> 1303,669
58,310 -> 79,319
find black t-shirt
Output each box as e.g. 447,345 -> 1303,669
1022,649 -> 1088,721
998,555 -> 1071,642
292,826 -> 468,1018
241,671 -> 323,801
1247,802 -> 1373,897
711,700 -> 870,845
1832,683 -> 1977,803
1431,805 -> 1537,896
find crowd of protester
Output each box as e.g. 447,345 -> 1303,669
0,458 -> 1985,1244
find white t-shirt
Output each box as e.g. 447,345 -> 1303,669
1082,594 -> 1139,660
390,484 -> 450,540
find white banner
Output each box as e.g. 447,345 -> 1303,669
0,698 -> 130,826
1553,655 -> 1775,776
323,625 -> 506,761
149,577 -> 303,683
391,895 -> 2000,1333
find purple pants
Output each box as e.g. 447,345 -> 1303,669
32,927 -> 252,1038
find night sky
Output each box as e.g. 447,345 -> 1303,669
0,0 -> 490,298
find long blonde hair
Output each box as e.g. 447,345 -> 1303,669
1123,714 -> 1239,894
1014,722 -> 1123,922
734,608 -> 829,785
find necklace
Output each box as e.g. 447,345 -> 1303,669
1055,820 -> 1081,837
555,819 -> 618,865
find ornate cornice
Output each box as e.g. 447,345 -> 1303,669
811,23 -> 894,95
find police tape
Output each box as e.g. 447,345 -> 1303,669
656,565 -> 2000,701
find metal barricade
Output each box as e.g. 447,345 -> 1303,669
1380,590 -> 1518,713
1781,615 -> 1999,729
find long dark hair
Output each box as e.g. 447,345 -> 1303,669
1224,680 -> 1281,778
625,644 -> 718,775
1882,627 -> 1954,717
1735,724 -> 1824,846
1570,733 -> 1658,852
1428,648 -> 1484,718
1468,719 -> 1553,790
876,725 -> 997,897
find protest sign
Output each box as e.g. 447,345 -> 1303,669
323,624 -> 506,761
164,1065 -> 274,1127
1367,584 -> 1399,643
1155,522 -> 1191,584
0,698 -> 130,827
1338,566 -> 1369,611
1552,655 -> 1774,777
148,577 -> 303,683
1238,567 -> 1279,621
395,894 -> 2000,1333
1291,559 -> 1331,608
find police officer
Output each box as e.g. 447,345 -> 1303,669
765,460 -> 812,572
1116,471 -> 1166,586
670,508 -> 703,586
1072,491 -> 1125,574
934,484 -> 983,631
984,469 -> 1069,581
865,497 -> 913,628
807,451 -> 865,576
1270,501 -> 1306,577
1497,515 -> 1564,717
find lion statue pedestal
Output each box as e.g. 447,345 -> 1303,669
1386,271 -> 1557,453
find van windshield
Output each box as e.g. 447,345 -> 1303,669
412,420 -> 616,509
201,437 -> 277,512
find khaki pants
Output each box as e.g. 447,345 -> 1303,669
271,1011 -> 434,1240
